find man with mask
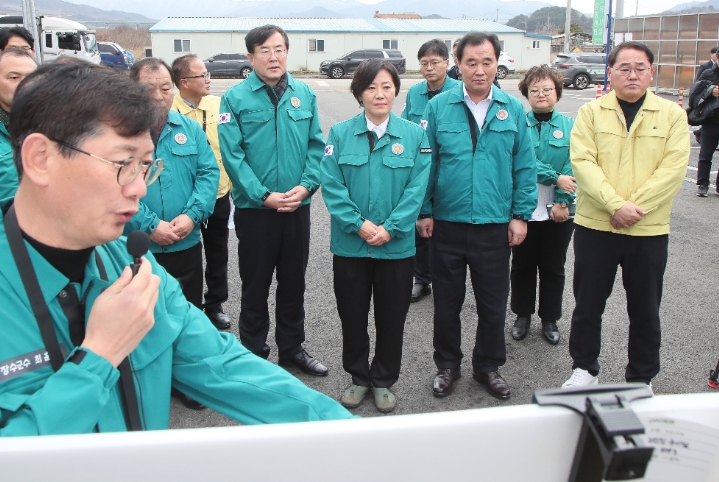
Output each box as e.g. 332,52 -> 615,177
125,57 -> 219,409
218,25 -> 328,377
0,48 -> 36,201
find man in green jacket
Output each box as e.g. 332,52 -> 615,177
401,39 -> 459,304
218,25 -> 328,376
0,47 -> 36,201
0,59 -> 353,437
124,57 -> 219,410
417,32 -> 537,401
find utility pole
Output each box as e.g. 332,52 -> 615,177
21,0 -> 41,64
616,0 -> 624,19
564,0 -> 572,53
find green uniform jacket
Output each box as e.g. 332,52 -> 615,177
0,212 -> 353,436
218,72 -> 323,209
124,110 -> 219,254
321,112 -> 431,259
527,110 -> 575,205
0,124 -> 16,202
421,84 -> 537,223
401,77 -> 460,125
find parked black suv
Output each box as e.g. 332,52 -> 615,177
552,53 -> 607,90
204,53 -> 253,79
320,49 -> 406,78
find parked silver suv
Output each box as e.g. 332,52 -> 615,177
551,53 -> 607,90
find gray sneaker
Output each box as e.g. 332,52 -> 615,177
698,185 -> 709,197
340,384 -> 369,409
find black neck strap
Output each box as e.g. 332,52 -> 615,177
462,103 -> 479,156
3,204 -> 143,431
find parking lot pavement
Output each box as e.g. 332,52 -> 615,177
170,77 -> 719,429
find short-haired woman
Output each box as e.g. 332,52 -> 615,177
321,59 -> 431,413
510,66 -> 576,345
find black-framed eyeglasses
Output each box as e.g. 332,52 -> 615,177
182,72 -> 211,81
53,140 -> 164,186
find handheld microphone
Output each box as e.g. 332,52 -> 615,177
126,231 -> 150,277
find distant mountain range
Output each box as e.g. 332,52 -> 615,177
0,0 -> 153,22
665,0 -> 718,12
59,0 -> 566,23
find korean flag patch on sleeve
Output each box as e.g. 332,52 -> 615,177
419,119 -> 428,130
218,113 -> 231,124
324,145 -> 334,156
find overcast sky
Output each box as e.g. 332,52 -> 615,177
352,0 -> 692,17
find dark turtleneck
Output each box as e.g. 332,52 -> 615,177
22,230 -> 93,283
533,111 -> 553,134
616,93 -> 647,131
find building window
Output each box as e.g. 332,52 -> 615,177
174,39 -> 191,53
444,39 -> 452,52
532,40 -> 541,49
383,39 -> 398,50
499,40 -> 505,51
308,39 -> 325,52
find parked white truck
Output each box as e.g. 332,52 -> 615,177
0,15 -> 101,64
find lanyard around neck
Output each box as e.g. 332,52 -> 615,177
3,204 -> 143,431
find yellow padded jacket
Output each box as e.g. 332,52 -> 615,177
172,93 -> 231,198
570,90 -> 689,236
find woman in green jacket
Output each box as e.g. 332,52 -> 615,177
510,65 -> 576,345
321,59 -> 431,413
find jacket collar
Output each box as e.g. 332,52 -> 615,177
352,111 -> 403,139
173,92 -> 213,114
527,109 -> 562,128
246,70 -> 296,93
446,81 -> 511,106
599,89 -> 659,112
166,109 -> 184,127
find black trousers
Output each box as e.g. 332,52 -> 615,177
510,219 -> 574,322
234,205 -> 310,360
201,192 -> 231,314
333,255 -> 414,388
431,221 -> 510,373
153,242 -> 203,309
413,234 -> 432,285
697,122 -> 719,186
568,225 -> 668,383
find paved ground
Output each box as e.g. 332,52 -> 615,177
169,76 -> 719,429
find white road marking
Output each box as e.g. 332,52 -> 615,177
316,80 -> 329,87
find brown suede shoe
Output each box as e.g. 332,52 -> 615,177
473,370 -> 511,400
432,368 -> 461,397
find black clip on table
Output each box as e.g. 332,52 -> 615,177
533,384 -> 655,482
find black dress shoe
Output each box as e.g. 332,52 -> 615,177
410,283 -> 432,303
542,321 -> 560,345
171,388 -> 207,410
279,349 -> 328,377
511,316 -> 531,341
432,368 -> 461,397
473,370 -> 510,400
206,311 -> 231,330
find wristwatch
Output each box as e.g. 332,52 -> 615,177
512,214 -> 526,221
559,202 -> 568,208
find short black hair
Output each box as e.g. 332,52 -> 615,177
0,27 -> 34,50
10,59 -> 159,178
245,25 -> 289,54
518,65 -> 564,101
607,41 -> 654,67
0,46 -> 35,66
171,54 -> 199,87
457,32 -> 501,62
130,57 -> 173,83
417,39 -> 449,61
711,46 -> 719,55
350,59 -> 400,107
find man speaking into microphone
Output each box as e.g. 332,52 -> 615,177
0,60 -> 353,436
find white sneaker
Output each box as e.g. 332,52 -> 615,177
562,368 -> 599,388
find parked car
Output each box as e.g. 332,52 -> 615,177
497,52 -> 515,79
98,41 -> 132,70
204,53 -> 253,78
551,53 -> 608,90
320,49 -> 407,79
